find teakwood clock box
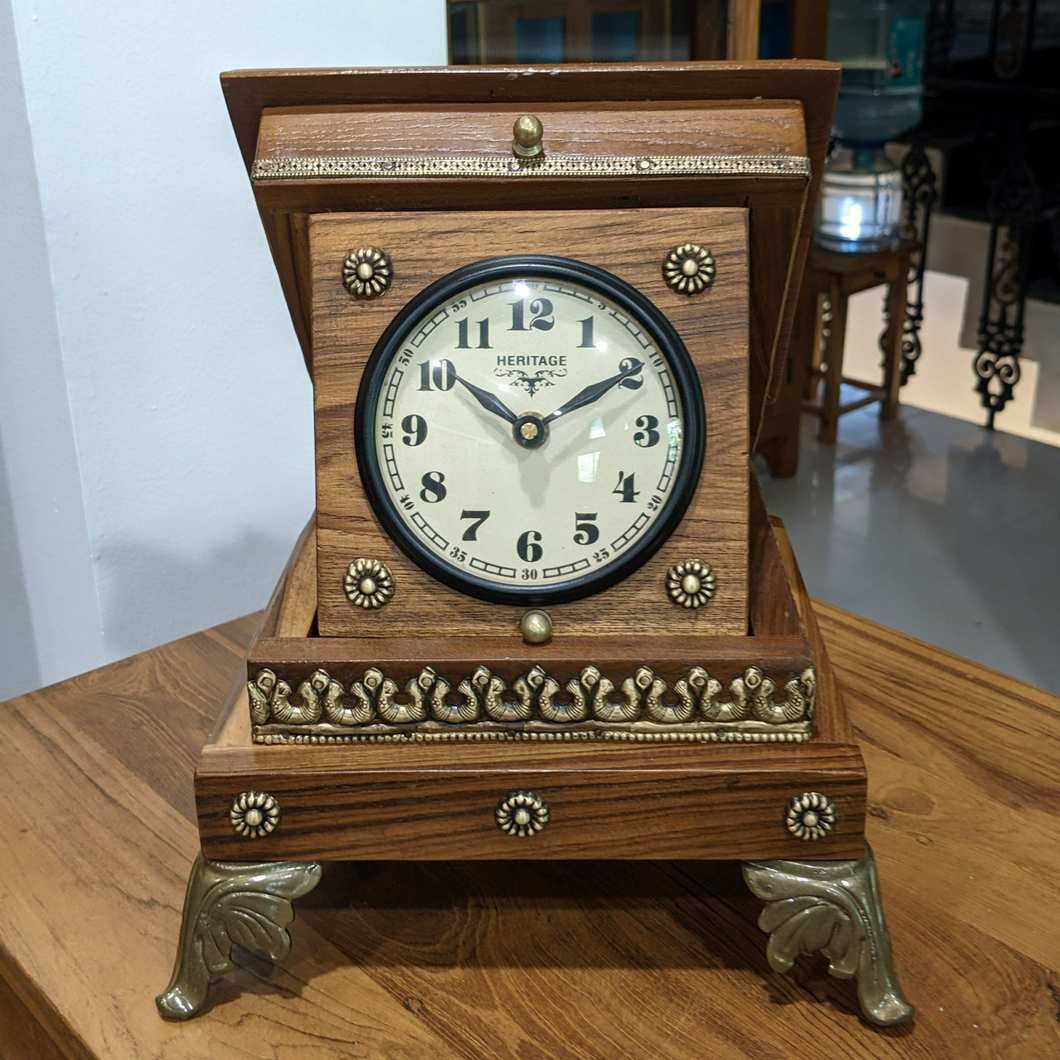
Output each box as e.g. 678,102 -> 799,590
156,63 -> 914,1028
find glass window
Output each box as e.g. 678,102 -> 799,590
448,0 -> 731,63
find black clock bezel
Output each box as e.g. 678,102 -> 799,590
354,255 -> 706,606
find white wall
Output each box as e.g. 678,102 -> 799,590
0,1 -> 447,700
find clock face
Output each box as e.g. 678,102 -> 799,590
355,256 -> 705,605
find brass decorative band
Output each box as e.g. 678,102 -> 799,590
248,663 -> 815,744
251,154 -> 812,181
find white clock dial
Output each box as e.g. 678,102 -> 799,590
356,257 -> 705,604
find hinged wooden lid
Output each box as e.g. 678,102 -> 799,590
222,62 -> 838,441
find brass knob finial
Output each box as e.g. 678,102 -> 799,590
512,114 -> 544,158
520,609 -> 553,644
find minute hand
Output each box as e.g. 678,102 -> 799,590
455,374 -> 519,425
543,359 -> 643,425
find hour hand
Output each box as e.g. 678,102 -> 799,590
543,358 -> 643,425
455,374 -> 518,425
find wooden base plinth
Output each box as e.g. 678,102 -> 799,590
198,696 -> 865,861
194,480 -> 867,864
175,483 -> 912,1025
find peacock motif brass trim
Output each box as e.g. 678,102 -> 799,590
251,154 -> 811,181
248,663 -> 815,744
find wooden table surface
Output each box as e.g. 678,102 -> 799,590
1,605 -> 1058,1059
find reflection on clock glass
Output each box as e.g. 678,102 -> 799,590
367,268 -> 696,597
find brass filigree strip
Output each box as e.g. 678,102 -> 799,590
248,663 -> 815,744
251,154 -> 811,181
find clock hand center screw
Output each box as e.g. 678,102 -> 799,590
513,413 -> 548,449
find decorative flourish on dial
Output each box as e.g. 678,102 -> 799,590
663,244 -> 716,296
495,790 -> 550,837
785,791 -> 837,841
494,366 -> 568,397
229,790 -> 281,838
343,558 -> 394,609
342,247 -> 393,299
666,559 -> 716,608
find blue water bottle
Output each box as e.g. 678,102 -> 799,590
816,0 -> 930,252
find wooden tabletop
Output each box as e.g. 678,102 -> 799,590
1,605 -> 1058,1059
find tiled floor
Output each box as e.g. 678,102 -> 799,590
756,402 -> 1060,697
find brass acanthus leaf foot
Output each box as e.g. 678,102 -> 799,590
742,842 -> 913,1026
156,853 -> 322,1020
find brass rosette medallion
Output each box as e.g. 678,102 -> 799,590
495,790 -> 550,837
785,791 -> 836,841
663,243 -> 716,296
342,246 -> 392,299
343,558 -> 394,609
229,791 -> 281,839
666,560 -> 716,608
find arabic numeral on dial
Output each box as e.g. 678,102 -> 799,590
460,509 -> 490,541
419,472 -> 447,503
573,512 -> 599,545
449,546 -> 467,562
381,421 -> 393,440
517,530 -> 543,562
613,472 -> 639,503
592,548 -> 610,563
578,317 -> 595,348
398,494 -> 414,511
455,318 -> 492,349
521,568 -> 539,580
418,359 -> 456,391
618,357 -> 644,390
401,414 -> 427,446
509,297 -> 554,331
646,494 -> 663,512
633,414 -> 660,447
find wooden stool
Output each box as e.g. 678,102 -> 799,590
801,240 -> 921,443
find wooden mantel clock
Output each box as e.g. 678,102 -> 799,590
156,62 -> 913,1027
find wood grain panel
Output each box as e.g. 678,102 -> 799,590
312,207 -> 749,638
222,63 -> 837,172
255,101 -> 808,159
196,721 -> 866,861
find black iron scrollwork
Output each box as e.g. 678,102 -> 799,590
974,146 -> 1042,428
889,139 -> 938,385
